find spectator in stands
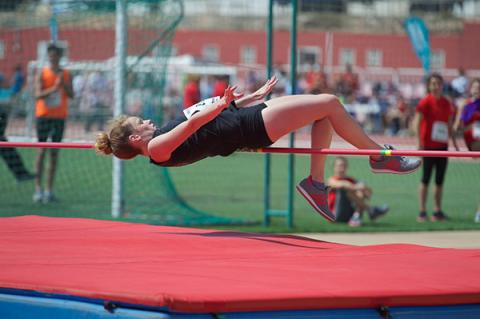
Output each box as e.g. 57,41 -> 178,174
0,70 -> 35,183
11,64 -> 25,98
80,71 -> 110,132
335,63 -> 359,103
453,78 -> 480,223
272,64 -> 288,97
33,43 -> 74,203
199,75 -> 214,100
306,64 -> 330,95
414,73 -> 458,222
183,74 -> 200,109
245,70 -> 262,95
386,94 -> 409,136
328,156 -> 389,227
451,68 -> 469,98
212,75 -> 229,98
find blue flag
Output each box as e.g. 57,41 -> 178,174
404,16 -> 430,73
49,14 -> 58,43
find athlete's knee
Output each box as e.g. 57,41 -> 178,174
317,93 -> 339,104
318,94 -> 342,113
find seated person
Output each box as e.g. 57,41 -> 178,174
328,156 -> 389,227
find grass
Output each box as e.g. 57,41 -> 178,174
1,148 -> 479,233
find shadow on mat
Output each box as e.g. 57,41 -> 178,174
156,231 -> 348,250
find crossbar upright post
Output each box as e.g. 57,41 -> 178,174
263,0 -> 297,229
112,0 -> 128,218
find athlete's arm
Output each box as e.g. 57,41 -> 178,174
148,86 -> 236,163
235,76 -> 278,108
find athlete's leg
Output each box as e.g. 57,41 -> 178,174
310,118 -> 332,182
262,94 -> 419,222
262,94 -> 382,151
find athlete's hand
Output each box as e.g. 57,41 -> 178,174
252,76 -> 278,100
221,85 -> 237,108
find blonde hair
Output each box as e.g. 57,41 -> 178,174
95,115 -> 140,160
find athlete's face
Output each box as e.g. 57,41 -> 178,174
470,81 -> 480,98
127,116 -> 156,144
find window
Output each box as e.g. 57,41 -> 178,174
298,46 -> 321,66
241,46 -> 257,65
366,49 -> 382,67
0,41 -> 4,59
431,50 -> 445,69
202,45 -> 219,63
339,48 -> 356,66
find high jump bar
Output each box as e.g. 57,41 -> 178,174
1,141 -> 480,158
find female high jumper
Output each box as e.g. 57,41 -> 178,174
95,76 -> 421,222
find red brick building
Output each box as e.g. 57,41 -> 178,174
0,23 -> 479,79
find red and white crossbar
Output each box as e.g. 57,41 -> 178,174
1,141 -> 480,158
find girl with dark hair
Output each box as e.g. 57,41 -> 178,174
414,73 -> 458,222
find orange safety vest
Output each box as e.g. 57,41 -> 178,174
35,67 -> 70,119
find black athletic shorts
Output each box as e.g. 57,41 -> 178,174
237,103 -> 273,149
36,118 -> 65,142
421,148 -> 448,186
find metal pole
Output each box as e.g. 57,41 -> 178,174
287,0 -> 298,228
112,0 -> 128,218
263,0 -> 274,226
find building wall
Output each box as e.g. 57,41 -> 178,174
0,23 -> 478,79
172,26 -> 476,70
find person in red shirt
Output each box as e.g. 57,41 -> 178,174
212,75 -> 229,98
454,78 -> 480,223
328,156 -> 389,227
335,64 -> 359,103
414,73 -> 458,222
183,75 -> 200,109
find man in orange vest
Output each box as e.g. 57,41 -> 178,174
33,43 -> 73,203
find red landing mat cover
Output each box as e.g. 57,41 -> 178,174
0,216 -> 479,313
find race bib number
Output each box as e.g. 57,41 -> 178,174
183,96 -> 220,119
473,121 -> 480,140
431,121 -> 448,143
44,90 -> 61,108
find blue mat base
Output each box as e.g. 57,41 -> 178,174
1,291 -> 479,319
